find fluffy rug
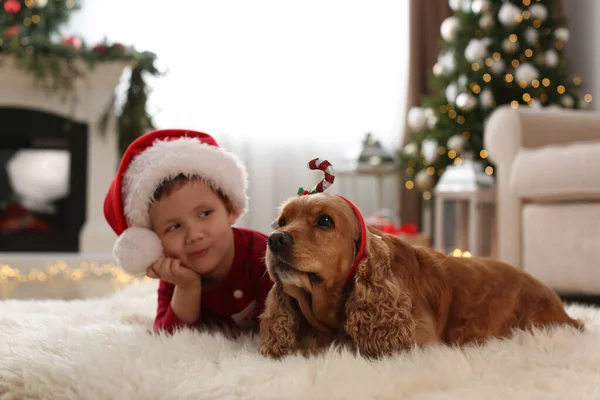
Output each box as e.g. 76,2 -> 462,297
1,282 -> 600,400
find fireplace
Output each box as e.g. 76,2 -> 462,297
0,107 -> 88,252
0,58 -> 127,270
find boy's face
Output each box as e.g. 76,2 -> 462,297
148,180 -> 238,283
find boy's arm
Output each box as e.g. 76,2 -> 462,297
154,280 -> 202,334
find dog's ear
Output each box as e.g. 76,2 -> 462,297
344,232 -> 415,358
259,283 -> 301,358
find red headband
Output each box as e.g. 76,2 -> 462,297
298,159 -> 367,285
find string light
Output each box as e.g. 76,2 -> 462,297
452,249 -> 472,257
405,180 -> 414,190
480,150 -> 488,158
0,262 -> 149,285
511,100 -> 519,109
584,94 -> 593,102
423,191 -> 432,201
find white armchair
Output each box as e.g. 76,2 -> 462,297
485,105 -> 600,295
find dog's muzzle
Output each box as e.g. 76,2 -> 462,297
268,231 -> 293,255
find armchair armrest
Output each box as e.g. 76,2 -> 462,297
485,105 -> 600,165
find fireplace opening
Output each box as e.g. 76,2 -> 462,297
0,107 -> 88,252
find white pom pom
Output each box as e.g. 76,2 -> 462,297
113,227 -> 163,276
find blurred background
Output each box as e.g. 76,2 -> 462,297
1,0 -> 599,303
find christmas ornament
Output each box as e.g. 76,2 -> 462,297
415,170 -> 435,191
5,25 -> 19,39
34,0 -> 48,7
525,28 -> 539,44
407,107 -> 427,132
560,95 -> 574,109
471,0 -> 491,14
440,51 -> 457,75
457,74 -> 469,89
579,97 -> 591,109
441,17 -> 460,42
529,4 -> 548,22
554,27 -> 570,42
422,139 -> 439,164
479,14 -> 495,30
447,135 -> 465,153
514,63 -> 540,85
498,2 -> 521,28
402,142 -> 419,158
297,158 -> 335,196
449,0 -> 462,12
489,59 -> 506,75
445,83 -> 459,104
465,38 -> 488,62
424,107 -> 435,119
545,50 -> 559,68
3,0 -> 21,14
427,115 -> 439,130
63,36 -> 82,49
479,88 -> 494,109
456,93 -> 477,112
502,38 -> 519,54
448,0 -> 472,13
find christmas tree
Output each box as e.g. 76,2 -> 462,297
399,0 -> 591,198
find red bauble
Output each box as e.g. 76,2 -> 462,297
3,0 -> 21,14
63,36 -> 82,49
92,44 -> 109,53
5,25 -> 20,39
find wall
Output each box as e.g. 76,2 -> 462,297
563,0 -> 600,110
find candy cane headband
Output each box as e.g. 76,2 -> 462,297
298,158 -> 367,285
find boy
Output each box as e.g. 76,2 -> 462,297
103,129 -> 272,334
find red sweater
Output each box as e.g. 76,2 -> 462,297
153,227 -> 273,334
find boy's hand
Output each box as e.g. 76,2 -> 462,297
146,257 -> 201,289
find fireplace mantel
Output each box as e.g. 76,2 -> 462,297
0,57 -> 128,269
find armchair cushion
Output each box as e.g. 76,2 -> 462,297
510,140 -> 600,202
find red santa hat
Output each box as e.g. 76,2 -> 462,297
103,129 -> 248,276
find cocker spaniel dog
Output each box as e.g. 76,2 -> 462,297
259,193 -> 583,359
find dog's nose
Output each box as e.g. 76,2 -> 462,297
268,232 -> 293,254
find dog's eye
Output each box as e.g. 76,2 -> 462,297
278,217 -> 287,227
307,272 -> 323,285
316,214 -> 334,230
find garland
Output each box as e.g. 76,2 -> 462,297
0,33 -> 161,156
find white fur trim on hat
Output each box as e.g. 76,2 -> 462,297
113,227 -> 163,275
122,136 -> 249,228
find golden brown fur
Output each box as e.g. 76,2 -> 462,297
259,193 -> 583,359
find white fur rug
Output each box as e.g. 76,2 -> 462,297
2,282 -> 600,400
